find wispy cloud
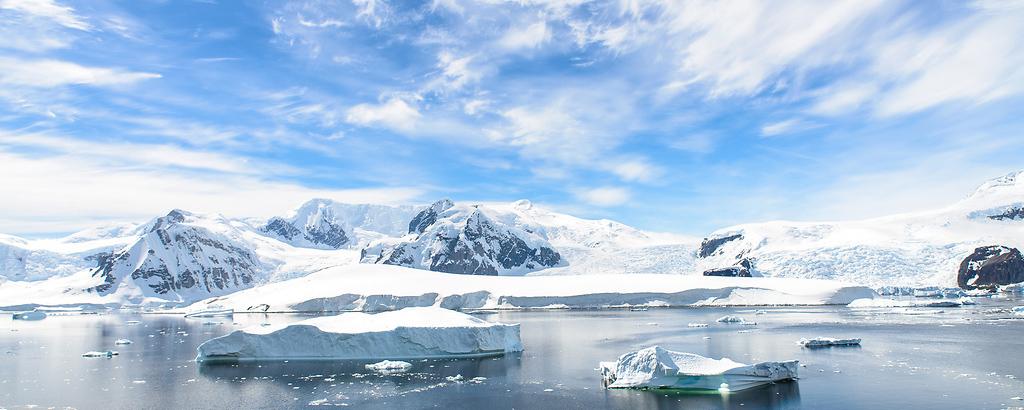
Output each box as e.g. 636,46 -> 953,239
0,58 -> 160,88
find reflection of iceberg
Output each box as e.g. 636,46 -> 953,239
798,337 -> 861,348
12,310 -> 46,320
600,346 -> 798,392
184,305 -> 233,318
195,307 -> 522,363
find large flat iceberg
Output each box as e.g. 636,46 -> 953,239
193,264 -> 876,313
599,346 -> 798,392
195,307 -> 522,363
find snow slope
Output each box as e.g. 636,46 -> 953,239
194,264 -> 875,312
260,199 -> 420,250
195,307 -> 523,362
696,171 -> 1024,288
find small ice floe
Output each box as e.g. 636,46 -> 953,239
195,307 -> 522,363
469,377 -> 487,384
754,310 -> 767,315
82,350 -> 119,358
125,320 -> 141,325
202,321 -> 221,326
184,305 -> 233,318
445,374 -> 464,383
365,360 -> 413,375
12,310 -> 46,321
687,323 -> 709,328
1013,306 -> 1024,316
913,289 -> 942,298
599,346 -> 797,392
716,315 -> 745,323
798,337 -> 862,348
114,339 -> 133,345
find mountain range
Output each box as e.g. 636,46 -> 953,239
1,171 -> 1022,307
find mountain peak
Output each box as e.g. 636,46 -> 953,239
973,170 -> 1024,196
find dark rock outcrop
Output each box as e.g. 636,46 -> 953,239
957,245 -> 1024,289
703,258 -> 755,277
408,199 -> 454,234
698,233 -> 743,258
988,206 -> 1024,221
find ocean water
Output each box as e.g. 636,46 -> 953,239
1,297 -> 1023,409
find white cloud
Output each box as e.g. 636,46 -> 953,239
0,141 -> 424,234
345,97 -> 421,132
669,133 -> 715,154
872,13 -> 1024,117
760,119 -> 803,137
809,83 -> 878,116
0,58 -> 160,88
352,0 -> 390,28
498,21 -> 550,51
0,0 -> 91,30
575,186 -> 631,207
607,158 -> 661,183
657,0 -> 883,97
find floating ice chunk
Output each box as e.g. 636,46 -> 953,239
754,310 -> 767,315
798,337 -> 862,348
185,306 -> 233,318
365,360 -> 413,374
687,323 -> 709,328
11,310 -> 46,321
599,346 -> 798,391
195,307 -> 522,363
114,339 -> 133,345
446,374 -> 464,383
1013,306 -> 1024,316
125,320 -> 141,325
82,350 -> 118,358
716,315 -> 745,323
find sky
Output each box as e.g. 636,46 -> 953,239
1,0 -> 1023,236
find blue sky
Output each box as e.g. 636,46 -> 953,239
1,0 -> 1023,236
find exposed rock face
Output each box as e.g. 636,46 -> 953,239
88,210 -> 260,299
370,202 -> 563,275
260,203 -> 349,249
703,258 -> 755,277
408,199 -> 454,234
958,245 -> 1024,289
697,233 -> 743,258
988,206 -> 1024,221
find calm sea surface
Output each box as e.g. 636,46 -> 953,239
2,297 -> 1023,409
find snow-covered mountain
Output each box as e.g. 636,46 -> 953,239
260,199 -> 420,249
86,209 -> 263,302
363,199 -> 565,275
695,171 -> 1024,287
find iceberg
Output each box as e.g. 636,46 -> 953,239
798,337 -> 862,348
184,306 -> 233,318
195,307 -> 522,363
114,339 -> 133,345
1013,306 -> 1024,316
599,346 -> 798,392
11,310 -> 46,321
365,360 -> 413,374
716,315 -> 745,323
82,350 -> 118,358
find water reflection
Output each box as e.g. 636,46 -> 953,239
605,380 -> 801,409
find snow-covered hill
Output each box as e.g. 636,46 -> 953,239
696,171 -> 1024,287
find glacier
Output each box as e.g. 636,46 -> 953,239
194,307 -> 523,362
189,264 -> 875,313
